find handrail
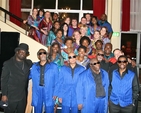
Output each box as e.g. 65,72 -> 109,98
0,7 -> 23,23
0,7 -> 30,35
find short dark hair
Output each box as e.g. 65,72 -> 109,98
118,55 -> 128,62
80,36 -> 91,46
37,49 -> 47,55
95,40 -> 103,46
64,37 -> 73,44
77,45 -> 87,52
55,29 -> 63,35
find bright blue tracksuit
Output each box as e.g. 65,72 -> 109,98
76,68 -> 109,113
56,64 -> 85,113
29,62 -> 59,113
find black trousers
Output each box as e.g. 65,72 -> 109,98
109,101 -> 133,113
4,96 -> 27,113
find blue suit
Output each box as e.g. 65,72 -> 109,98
76,68 -> 109,113
29,62 -> 59,113
57,64 -> 85,113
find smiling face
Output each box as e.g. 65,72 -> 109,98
16,50 -> 27,61
65,17 -> 71,25
63,24 -> 68,32
117,57 -> 128,70
56,30 -> 63,39
78,48 -> 86,57
94,31 -> 100,39
85,14 -> 91,21
90,58 -> 100,72
68,53 -> 76,64
37,49 -> 47,61
81,18 -> 87,25
73,31 -> 81,40
95,41 -> 103,50
32,8 -> 38,16
92,17 -> 97,24
72,19 -> 77,26
100,27 -> 106,36
104,43 -> 112,55
96,50 -> 104,62
54,22 -> 60,29
52,44 -> 59,53
65,40 -> 73,48
44,12 -> 51,19
82,39 -> 89,47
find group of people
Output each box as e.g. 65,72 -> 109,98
24,8 -> 113,51
0,42 -> 140,113
0,7 -> 140,113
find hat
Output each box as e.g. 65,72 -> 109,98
15,43 -> 29,55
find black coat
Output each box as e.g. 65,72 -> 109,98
1,56 -> 32,102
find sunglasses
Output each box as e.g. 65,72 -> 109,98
38,52 -> 47,55
117,60 -> 127,63
68,55 -> 76,59
90,62 -> 100,65
97,53 -> 104,56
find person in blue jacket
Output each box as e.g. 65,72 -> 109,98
109,55 -> 139,113
29,49 -> 59,113
57,52 -> 85,113
76,58 -> 109,113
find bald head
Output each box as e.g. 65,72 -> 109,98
90,58 -> 99,64
90,58 -> 100,73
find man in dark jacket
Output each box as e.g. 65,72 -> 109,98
1,43 -> 32,113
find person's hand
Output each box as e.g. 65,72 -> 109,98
23,20 -> 27,24
58,98 -> 62,103
35,27 -> 39,30
53,96 -> 57,100
131,60 -> 136,68
78,104 -> 83,110
1,95 -> 8,102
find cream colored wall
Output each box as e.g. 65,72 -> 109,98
0,20 -> 47,62
0,0 -> 7,17
107,0 -> 121,50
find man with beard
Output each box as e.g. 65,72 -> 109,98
76,58 -> 109,113
1,43 -> 32,113
29,49 -> 59,113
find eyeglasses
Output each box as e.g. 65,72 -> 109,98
117,60 -> 127,63
90,62 -> 100,65
68,55 -> 76,59
38,52 -> 47,55
97,53 -> 104,56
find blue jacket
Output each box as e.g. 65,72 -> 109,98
57,64 -> 85,107
110,69 -> 135,107
76,68 -> 109,113
29,62 -> 59,106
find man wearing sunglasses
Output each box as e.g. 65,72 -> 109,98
56,52 -> 85,113
76,58 -> 109,113
29,49 -> 59,113
109,55 -> 139,113
96,49 -> 112,72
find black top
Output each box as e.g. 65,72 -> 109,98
39,64 -> 46,86
91,69 -> 106,97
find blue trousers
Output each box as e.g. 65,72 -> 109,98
62,105 -> 78,113
34,86 -> 54,113
93,98 -> 106,113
